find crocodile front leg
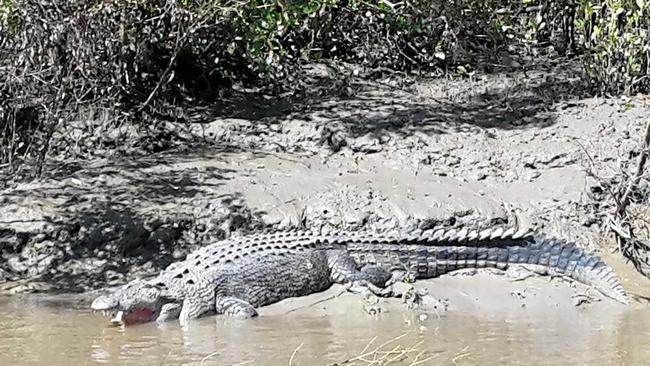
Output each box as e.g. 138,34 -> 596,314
157,303 -> 182,323
215,296 -> 258,318
178,296 -> 215,327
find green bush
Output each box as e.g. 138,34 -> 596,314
0,0 -> 531,176
579,0 -> 650,94
0,0 -> 648,179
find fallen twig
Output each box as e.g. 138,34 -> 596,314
289,343 -> 304,366
320,333 -> 437,366
609,119 -> 650,277
618,120 -> 650,216
200,351 -> 220,366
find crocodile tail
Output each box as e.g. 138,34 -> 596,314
572,260 -> 629,304
336,226 -> 629,304
512,236 -> 629,305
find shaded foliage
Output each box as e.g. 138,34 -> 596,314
0,0 -> 647,180
578,0 -> 650,94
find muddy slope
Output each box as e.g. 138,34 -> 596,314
1,61 -> 648,294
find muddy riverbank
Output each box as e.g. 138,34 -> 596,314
2,61 -> 649,295
2,59 -> 650,365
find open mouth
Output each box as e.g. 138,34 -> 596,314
96,307 -> 156,326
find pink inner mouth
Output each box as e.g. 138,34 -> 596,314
123,307 -> 156,325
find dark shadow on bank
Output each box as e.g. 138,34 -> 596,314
0,148 -> 271,292
0,192 -> 267,293
184,58 -> 590,143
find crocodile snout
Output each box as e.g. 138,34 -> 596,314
91,295 -> 118,311
92,292 -> 161,325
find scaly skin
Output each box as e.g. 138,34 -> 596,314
91,226 -> 629,327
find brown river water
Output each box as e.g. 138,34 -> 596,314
1,273 -> 650,366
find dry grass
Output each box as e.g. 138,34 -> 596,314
195,333 -> 478,366
285,333 -> 436,366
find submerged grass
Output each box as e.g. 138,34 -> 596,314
285,333 -> 436,366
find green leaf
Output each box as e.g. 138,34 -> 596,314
636,0 -> 646,10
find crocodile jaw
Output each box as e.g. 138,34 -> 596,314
92,303 -> 161,326
91,297 -> 159,325
90,295 -> 122,321
109,308 -> 158,325
90,280 -> 169,326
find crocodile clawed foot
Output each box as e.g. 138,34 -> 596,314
395,283 -> 418,308
353,284 -> 387,316
347,280 -> 395,297
391,282 -> 432,310
362,293 -> 382,316
345,280 -> 391,315
384,270 -> 416,286
216,296 -> 258,319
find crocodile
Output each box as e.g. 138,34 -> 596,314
91,226 -> 629,326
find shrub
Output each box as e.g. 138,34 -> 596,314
0,0 -> 648,179
578,0 -> 650,94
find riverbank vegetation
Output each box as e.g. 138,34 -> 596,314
1,0 -> 648,179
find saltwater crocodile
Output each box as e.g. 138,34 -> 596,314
91,226 -> 629,326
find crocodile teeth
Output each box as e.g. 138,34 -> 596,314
111,311 -> 124,324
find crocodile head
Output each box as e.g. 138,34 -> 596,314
91,279 -> 177,326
